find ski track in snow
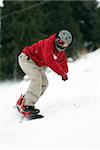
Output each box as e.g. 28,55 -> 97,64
0,49 -> 100,150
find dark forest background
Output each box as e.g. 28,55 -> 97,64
0,0 -> 100,81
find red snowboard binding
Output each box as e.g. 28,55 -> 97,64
15,95 -> 44,121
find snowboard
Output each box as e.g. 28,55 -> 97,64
27,114 -> 44,121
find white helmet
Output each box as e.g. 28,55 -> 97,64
55,30 -> 72,51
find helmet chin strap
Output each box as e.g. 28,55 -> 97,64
57,47 -> 66,52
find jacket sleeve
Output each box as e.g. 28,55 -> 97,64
59,52 -> 68,73
42,39 -> 66,77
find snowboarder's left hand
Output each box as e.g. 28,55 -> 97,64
62,74 -> 68,81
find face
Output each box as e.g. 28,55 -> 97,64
58,39 -> 68,48
55,38 -> 69,52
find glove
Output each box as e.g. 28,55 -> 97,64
62,74 -> 68,81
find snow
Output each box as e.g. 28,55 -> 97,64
0,49 -> 100,150
0,0 -> 3,7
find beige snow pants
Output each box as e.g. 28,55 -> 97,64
18,53 -> 48,106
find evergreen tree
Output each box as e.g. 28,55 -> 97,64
92,7 -> 100,49
0,0 -> 100,81
1,1 -> 48,80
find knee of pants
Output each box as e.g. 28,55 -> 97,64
42,79 -> 49,95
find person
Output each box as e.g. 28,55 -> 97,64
16,29 -> 73,117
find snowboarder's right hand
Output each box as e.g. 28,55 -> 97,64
62,74 -> 68,81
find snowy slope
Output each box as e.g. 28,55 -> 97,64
0,49 -> 100,150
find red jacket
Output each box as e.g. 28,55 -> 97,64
22,34 -> 68,77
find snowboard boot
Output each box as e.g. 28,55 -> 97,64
16,95 -> 40,117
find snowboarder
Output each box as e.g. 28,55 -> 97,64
16,30 -> 73,118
